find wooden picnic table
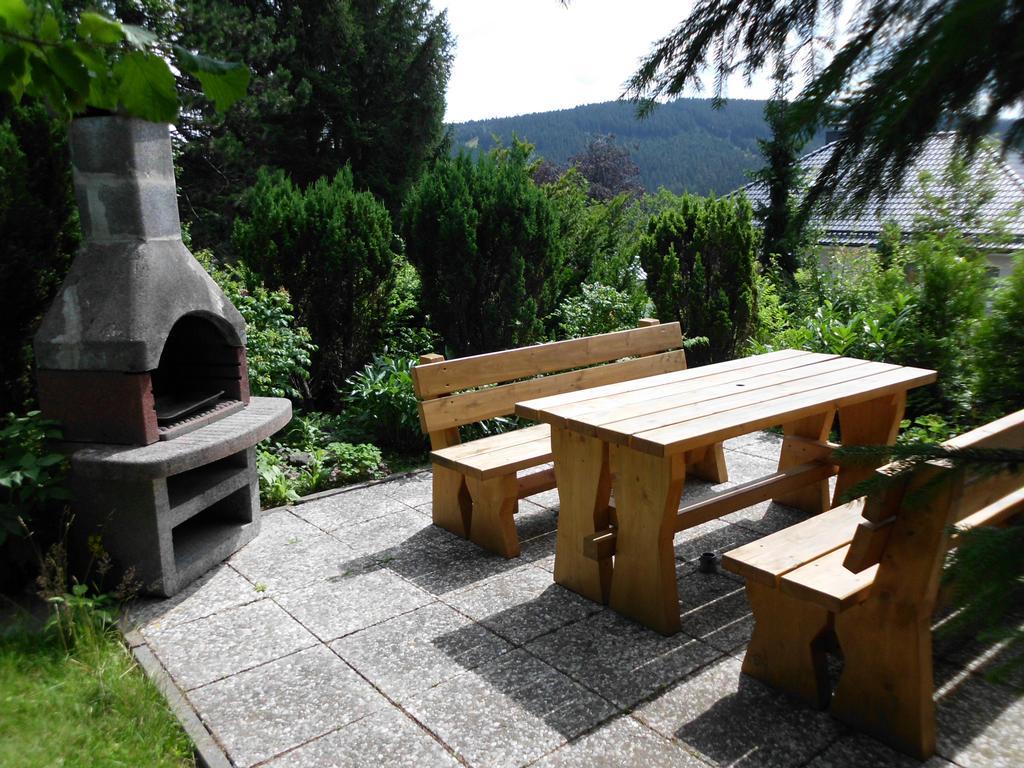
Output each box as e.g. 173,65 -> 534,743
515,349 -> 937,635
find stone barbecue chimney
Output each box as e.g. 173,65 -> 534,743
34,117 -> 250,445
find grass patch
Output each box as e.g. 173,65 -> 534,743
0,611 -> 194,768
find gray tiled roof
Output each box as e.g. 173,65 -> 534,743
738,133 -> 1024,249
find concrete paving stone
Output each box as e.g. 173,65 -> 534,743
445,566 -> 601,645
717,453 -> 781,486
274,567 -> 435,642
404,648 -> 616,768
532,715 -> 710,768
292,484 -> 410,531
516,500 -> 559,542
187,645 -> 386,767
124,564 -> 262,633
725,431 -> 783,457
331,602 -> 511,704
144,598 -> 317,690
529,487 -> 562,510
228,512 -> 356,594
934,661 -> 1024,768
263,707 -> 460,768
674,523 -> 761,573
329,506 -> 434,557
722,499 -> 809,536
527,611 -> 722,709
636,655 -> 843,768
381,471 -> 433,507
677,570 -> 754,653
521,530 -> 557,572
805,733 -> 956,768
387,533 -> 520,595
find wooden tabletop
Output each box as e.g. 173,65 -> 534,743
516,350 -> 937,458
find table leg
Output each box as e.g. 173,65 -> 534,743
551,426 -> 612,604
686,442 -> 729,483
833,391 -> 906,505
608,445 -> 685,635
773,410 -> 836,514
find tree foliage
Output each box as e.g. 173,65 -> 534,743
568,134 -> 643,201
749,100 -> 811,274
176,0 -> 453,246
974,254 -> 1024,419
232,167 -> 398,405
0,101 -> 78,414
403,143 -> 564,357
0,1 -> 248,122
625,0 -> 1024,213
639,193 -> 759,364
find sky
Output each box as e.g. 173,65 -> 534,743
434,0 -> 780,124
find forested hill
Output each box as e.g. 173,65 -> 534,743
448,98 -> 825,196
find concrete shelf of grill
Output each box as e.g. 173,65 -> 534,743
66,397 -> 292,597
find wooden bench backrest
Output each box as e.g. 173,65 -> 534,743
843,409 -> 1024,612
412,320 -> 686,449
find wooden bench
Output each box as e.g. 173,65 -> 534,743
722,409 -> 1024,759
412,320 -> 730,558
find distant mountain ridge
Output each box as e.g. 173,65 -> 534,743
448,98 -> 826,196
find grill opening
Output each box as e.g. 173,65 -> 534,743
152,315 -> 244,434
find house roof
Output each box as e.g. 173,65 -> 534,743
738,132 -> 1024,250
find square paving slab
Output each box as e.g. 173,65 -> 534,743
128,436 -> 1024,767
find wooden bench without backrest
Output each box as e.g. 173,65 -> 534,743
412,320 -> 730,558
722,408 -> 1024,759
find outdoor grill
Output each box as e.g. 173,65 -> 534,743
33,117 -> 290,596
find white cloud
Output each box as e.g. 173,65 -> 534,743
434,0 -> 779,123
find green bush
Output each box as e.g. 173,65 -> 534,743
233,167 -> 399,405
341,352 -> 426,453
558,283 -> 647,338
974,253 -> 1024,418
0,411 -> 68,547
403,142 -> 564,356
198,252 -> 316,401
639,193 -> 759,364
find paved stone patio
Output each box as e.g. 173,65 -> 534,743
125,433 -> 1023,767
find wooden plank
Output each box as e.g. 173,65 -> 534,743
412,322 -> 683,398
842,517 -> 895,574
632,365 -> 937,457
583,461 -> 840,561
516,349 -> 815,421
779,545 -> 878,612
420,350 -> 686,433
543,352 -> 842,429
431,432 -> 552,479
720,498 -> 866,587
595,360 -> 894,447
517,467 -> 557,499
952,485 -> 1024,535
431,424 -> 550,463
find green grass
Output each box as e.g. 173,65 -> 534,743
0,611 -> 194,768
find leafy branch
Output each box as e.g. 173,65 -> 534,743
0,1 -> 249,122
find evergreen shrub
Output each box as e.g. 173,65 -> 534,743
403,143 -> 563,356
233,167 -> 399,405
639,193 -> 758,364
975,254 -> 1024,418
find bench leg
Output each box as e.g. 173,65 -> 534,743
831,603 -> 936,759
686,441 -> 729,483
466,474 -> 520,558
608,445 -> 685,635
551,426 -> 612,604
833,392 -> 906,506
742,581 -> 831,708
432,465 -> 472,539
773,411 -> 835,514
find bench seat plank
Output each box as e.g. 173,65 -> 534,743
720,498 -> 865,587
780,546 -> 879,612
431,424 -> 552,480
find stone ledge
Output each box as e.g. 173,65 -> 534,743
69,397 -> 292,480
